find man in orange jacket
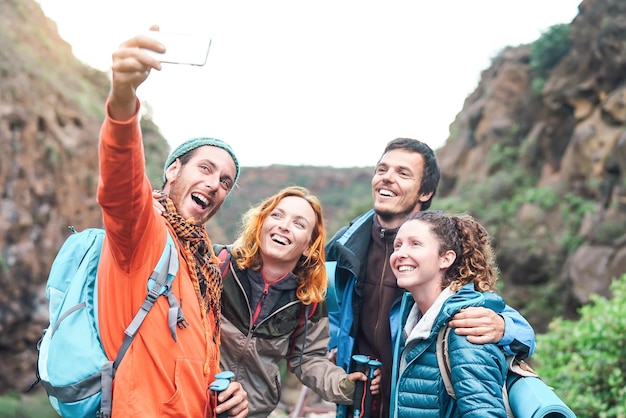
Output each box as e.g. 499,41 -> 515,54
97,31 -> 248,417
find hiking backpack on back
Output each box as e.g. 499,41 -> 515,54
436,325 -> 577,418
35,227 -> 181,418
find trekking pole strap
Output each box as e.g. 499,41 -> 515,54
115,241 -> 175,370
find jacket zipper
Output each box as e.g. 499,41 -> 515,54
250,272 -> 294,330
252,283 -> 270,325
373,228 -> 388,357
231,271 -> 253,373
231,268 -> 299,340
376,228 -> 390,418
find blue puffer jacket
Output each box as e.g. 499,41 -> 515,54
390,284 -> 508,418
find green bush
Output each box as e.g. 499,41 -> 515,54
533,274 -> 626,417
530,23 -> 572,75
0,390 -> 58,418
530,23 -> 572,96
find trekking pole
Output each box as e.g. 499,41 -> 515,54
291,350 -> 333,417
209,371 -> 235,418
290,386 -> 310,418
351,354 -> 370,418
362,359 -> 382,418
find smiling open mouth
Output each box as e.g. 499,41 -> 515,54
271,234 -> 290,245
379,189 -> 397,197
191,192 -> 209,209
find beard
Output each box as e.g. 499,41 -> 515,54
374,200 -> 421,229
376,208 -> 410,225
167,181 -> 222,226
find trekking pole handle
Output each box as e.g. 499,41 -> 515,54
210,371 -> 235,418
362,359 -> 382,418
352,354 -> 370,418
214,370 -> 235,381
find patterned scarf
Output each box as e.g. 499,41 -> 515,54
157,193 -> 222,342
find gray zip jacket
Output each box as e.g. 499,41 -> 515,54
216,246 -> 354,418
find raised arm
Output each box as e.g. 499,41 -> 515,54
97,30 -> 168,267
108,31 -> 164,121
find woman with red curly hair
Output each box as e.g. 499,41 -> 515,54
215,186 -> 379,418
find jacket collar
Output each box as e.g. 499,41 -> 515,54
372,212 -> 399,242
404,287 -> 454,344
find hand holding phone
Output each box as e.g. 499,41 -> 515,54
142,30 -> 211,66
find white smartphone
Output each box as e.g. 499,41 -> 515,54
142,30 -> 212,66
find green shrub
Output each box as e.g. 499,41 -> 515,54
530,23 -> 572,96
530,23 -> 572,75
533,274 -> 626,417
558,193 -> 596,253
532,77 -> 546,96
0,390 -> 58,418
0,254 -> 8,275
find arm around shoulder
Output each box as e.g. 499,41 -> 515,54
498,304 -> 536,358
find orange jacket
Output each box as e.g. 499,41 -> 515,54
97,101 -> 219,417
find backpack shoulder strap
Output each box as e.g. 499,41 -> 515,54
298,302 -> 318,327
114,231 -> 179,367
436,325 -> 456,398
437,325 -> 518,418
216,245 -> 231,276
101,230 -> 180,418
288,302 -> 318,357
325,210 -> 374,312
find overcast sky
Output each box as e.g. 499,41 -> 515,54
37,1 -> 581,167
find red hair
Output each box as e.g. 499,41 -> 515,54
230,186 -> 327,304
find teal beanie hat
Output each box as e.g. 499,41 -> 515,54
163,137 -> 240,184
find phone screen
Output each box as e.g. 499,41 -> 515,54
143,31 -> 212,66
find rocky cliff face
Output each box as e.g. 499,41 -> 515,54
1,0 -> 104,391
1,0 -> 625,395
0,0 -> 169,391
438,0 -> 626,326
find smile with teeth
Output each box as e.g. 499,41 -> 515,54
191,192 -> 209,209
398,265 -> 415,272
271,234 -> 291,245
379,189 -> 397,197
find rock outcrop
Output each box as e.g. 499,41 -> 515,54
0,0 -> 169,391
438,0 -> 626,327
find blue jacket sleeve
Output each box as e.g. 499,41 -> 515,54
449,335 -> 508,418
498,304 -> 536,358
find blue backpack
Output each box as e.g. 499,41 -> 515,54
436,325 -> 577,418
35,227 -> 182,418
